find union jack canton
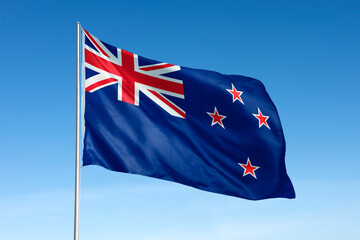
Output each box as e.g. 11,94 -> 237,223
83,29 -> 185,119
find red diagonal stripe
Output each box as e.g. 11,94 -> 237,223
83,29 -> 110,58
86,78 -> 118,92
139,63 -> 175,71
149,90 -> 186,119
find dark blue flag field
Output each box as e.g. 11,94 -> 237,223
81,29 -> 295,200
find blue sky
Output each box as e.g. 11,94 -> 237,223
1,0 -> 359,239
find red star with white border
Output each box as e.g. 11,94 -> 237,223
226,83 -> 244,104
238,158 -> 260,179
207,107 -> 227,129
253,107 -> 270,129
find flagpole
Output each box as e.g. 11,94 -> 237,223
74,21 -> 81,240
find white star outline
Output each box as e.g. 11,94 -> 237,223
252,107 -> 271,129
226,83 -> 244,104
206,106 -> 227,129
238,158 -> 260,179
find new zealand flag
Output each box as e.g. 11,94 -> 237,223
81,29 -> 295,200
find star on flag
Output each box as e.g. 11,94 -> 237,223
253,107 -> 270,129
207,85 -> 268,180
227,83 -> 244,104
238,158 -> 260,179
207,107 -> 227,129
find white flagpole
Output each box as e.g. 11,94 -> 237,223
74,21 -> 81,240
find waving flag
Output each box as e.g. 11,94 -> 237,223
81,29 -> 295,200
